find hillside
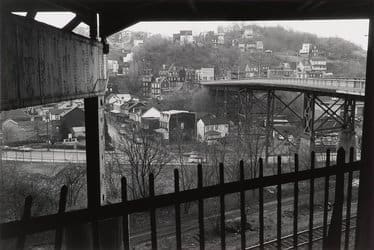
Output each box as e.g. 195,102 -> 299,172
108,24 -> 367,94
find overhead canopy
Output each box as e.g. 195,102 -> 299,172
3,0 -> 373,38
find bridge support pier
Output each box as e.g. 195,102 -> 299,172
339,99 -> 356,155
299,93 -> 315,168
265,90 -> 275,168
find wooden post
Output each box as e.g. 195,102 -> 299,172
356,16 -> 374,250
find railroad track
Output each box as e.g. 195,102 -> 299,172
246,215 -> 357,249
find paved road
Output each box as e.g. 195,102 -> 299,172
1,149 -> 86,163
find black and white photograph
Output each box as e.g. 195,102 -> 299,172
1,0 -> 374,249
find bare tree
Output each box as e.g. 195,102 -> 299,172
54,163 -> 86,209
119,126 -> 171,199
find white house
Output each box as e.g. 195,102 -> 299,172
256,41 -> 264,50
141,107 -> 161,120
242,28 -> 254,39
197,117 -> 229,143
122,52 -> 133,63
299,43 -> 312,56
107,60 -> 119,74
179,30 -> 193,45
106,93 -> 132,105
196,68 -> 215,81
133,39 -> 144,46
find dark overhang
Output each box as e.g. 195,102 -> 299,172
3,0 -> 373,38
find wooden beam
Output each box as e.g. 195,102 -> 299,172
356,16 -> 374,250
62,15 -> 81,32
1,13 -> 106,111
84,95 -> 106,209
26,9 -> 36,19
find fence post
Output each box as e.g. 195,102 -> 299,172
293,154 -> 299,249
324,147 -> 345,250
276,156 -> 282,250
197,164 -> 205,250
323,149 -> 331,248
219,163 -> 226,250
121,177 -> 130,250
55,185 -> 68,250
239,160 -> 246,250
259,158 -> 264,250
149,173 -> 157,250
174,169 -> 182,250
16,195 -> 32,250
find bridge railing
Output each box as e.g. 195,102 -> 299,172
266,77 -> 366,94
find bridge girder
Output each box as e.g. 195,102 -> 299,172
210,86 -> 358,165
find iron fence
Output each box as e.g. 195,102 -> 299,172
0,147 -> 360,249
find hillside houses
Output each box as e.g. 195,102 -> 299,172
197,116 -> 229,144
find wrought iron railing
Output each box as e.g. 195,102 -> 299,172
0,147 -> 360,249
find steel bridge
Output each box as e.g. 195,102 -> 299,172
201,77 -> 364,166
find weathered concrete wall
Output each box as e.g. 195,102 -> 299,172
1,14 -> 106,111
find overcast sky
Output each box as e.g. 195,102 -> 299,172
15,12 -> 368,50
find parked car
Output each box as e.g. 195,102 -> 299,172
17,146 -> 32,152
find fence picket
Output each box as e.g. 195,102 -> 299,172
309,151 -> 315,250
322,149 -> 331,248
198,164 -> 205,250
259,158 -> 264,250
149,174 -> 157,250
121,177 -> 130,250
174,169 -> 182,250
293,154 -> 299,249
16,195 -> 32,250
344,147 -> 354,250
277,156 -> 282,250
54,185 -> 68,250
324,148 -> 345,249
219,163 -> 226,250
240,160 -> 246,250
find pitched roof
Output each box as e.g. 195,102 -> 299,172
0,109 -> 31,122
200,117 -> 228,125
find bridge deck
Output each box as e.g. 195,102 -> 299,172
201,78 -> 365,100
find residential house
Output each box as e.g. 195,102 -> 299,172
2,119 -> 32,143
296,60 -> 312,78
141,107 -> 161,130
159,110 -> 196,142
120,101 -> 147,122
197,116 -> 229,143
245,64 -> 259,78
151,81 -> 161,98
246,43 -> 257,53
185,68 -> 196,83
122,52 -> 133,63
232,39 -> 239,47
196,68 -> 215,81
142,68 -> 153,97
217,33 -> 225,45
121,62 -> 130,76
173,33 -> 181,44
256,41 -> 264,50
242,28 -> 254,39
309,57 -> 327,77
107,60 -> 119,76
267,63 -> 296,78
106,94 -> 132,111
179,30 -> 193,45
238,43 -> 246,52
59,107 -> 85,140
133,39 -> 144,47
299,43 -> 312,57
